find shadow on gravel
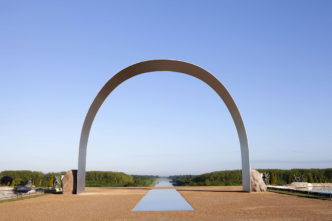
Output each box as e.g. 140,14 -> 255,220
176,189 -> 244,193
97,187 -> 152,190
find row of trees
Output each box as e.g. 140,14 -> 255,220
131,175 -> 158,187
170,170 -> 242,186
85,171 -> 133,187
0,170 -> 65,187
85,171 -> 157,187
0,170 -> 157,187
170,168 -> 332,186
4,169 -> 331,187
258,168 -> 332,185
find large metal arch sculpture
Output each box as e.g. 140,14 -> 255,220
77,59 -> 251,193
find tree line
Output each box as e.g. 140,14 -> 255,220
257,168 -> 332,185
0,170 -> 157,187
170,168 -> 332,186
3,169 -> 331,187
85,171 -> 157,187
0,170 -> 65,187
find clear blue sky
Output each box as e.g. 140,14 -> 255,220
0,1 -> 331,175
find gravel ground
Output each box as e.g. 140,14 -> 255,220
0,186 -> 331,221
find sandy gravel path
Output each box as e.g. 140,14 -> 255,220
0,186 -> 331,220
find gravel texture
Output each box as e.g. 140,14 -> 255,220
0,186 -> 331,220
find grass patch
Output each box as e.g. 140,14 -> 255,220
268,189 -> 332,201
0,193 -> 45,203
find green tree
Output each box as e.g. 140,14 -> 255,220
34,179 -> 40,187
308,174 -> 314,183
48,176 -> 54,187
270,173 -> 277,184
287,175 -> 292,184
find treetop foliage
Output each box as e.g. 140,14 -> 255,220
170,168 -> 332,186
0,170 -> 157,187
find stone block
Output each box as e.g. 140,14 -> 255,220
62,170 -> 77,194
251,169 -> 267,192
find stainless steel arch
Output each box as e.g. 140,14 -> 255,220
77,59 -> 251,193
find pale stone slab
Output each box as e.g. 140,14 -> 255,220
251,169 -> 267,192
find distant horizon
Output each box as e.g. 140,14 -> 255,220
2,167 -> 332,177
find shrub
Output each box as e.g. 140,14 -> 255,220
48,176 -> 54,187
